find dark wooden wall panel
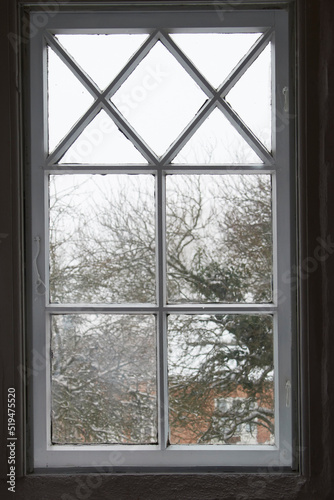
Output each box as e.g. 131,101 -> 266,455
0,0 -> 333,498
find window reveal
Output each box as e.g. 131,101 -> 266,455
28,7 -> 293,469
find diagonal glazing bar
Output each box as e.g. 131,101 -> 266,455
104,30 -> 160,99
217,98 -> 274,165
45,31 -> 100,97
48,96 -> 158,166
102,100 -> 159,164
46,102 -> 102,166
45,30 -> 160,165
46,28 -> 273,167
46,30 -> 160,101
156,29 -> 274,166
159,30 -> 216,99
158,98 -> 216,165
218,27 -> 274,97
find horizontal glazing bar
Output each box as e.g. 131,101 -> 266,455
46,304 -> 277,313
44,165 -> 277,172
45,166 -> 155,173
161,166 -> 276,173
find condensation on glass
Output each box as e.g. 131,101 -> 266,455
51,314 -> 157,444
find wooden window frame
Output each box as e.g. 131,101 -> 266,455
27,6 -> 294,470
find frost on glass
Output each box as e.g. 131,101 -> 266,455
172,108 -> 262,164
168,314 -> 274,445
171,33 -> 261,89
59,110 -> 147,164
226,44 -> 272,151
56,34 -> 148,91
110,41 -> 206,156
166,175 -> 272,303
49,174 -> 156,303
51,314 -> 157,444
48,47 -> 94,153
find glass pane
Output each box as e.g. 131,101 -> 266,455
56,34 -> 148,91
48,47 -> 94,153
168,314 -> 274,445
166,175 -> 272,303
49,174 -> 156,303
171,33 -> 261,89
226,44 -> 272,151
110,41 -> 206,156
59,110 -> 147,164
51,314 -> 157,444
172,108 -> 262,164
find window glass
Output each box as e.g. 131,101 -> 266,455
168,314 -> 274,445
49,174 -> 156,303
110,41 -> 207,156
51,314 -> 157,444
166,174 -> 273,303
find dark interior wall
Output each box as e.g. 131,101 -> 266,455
311,0 -> 334,493
0,0 -> 25,484
0,0 -> 333,498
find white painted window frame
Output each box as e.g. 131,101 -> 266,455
28,6 -> 294,470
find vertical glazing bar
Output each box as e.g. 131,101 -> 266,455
156,169 -> 168,449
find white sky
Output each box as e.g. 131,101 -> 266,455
48,32 -> 271,160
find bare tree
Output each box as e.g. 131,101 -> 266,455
49,173 -> 274,445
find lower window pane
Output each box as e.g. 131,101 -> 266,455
168,314 -> 274,445
166,174 -> 273,304
51,314 -> 157,444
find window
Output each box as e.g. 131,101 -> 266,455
28,6 -> 294,469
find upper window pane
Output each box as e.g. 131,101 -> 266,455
59,110 -> 147,164
48,47 -> 94,153
166,174 -> 273,303
170,33 -> 261,89
56,34 -> 148,91
49,174 -> 156,304
226,44 -> 272,151
110,41 -> 207,157
172,107 -> 263,164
